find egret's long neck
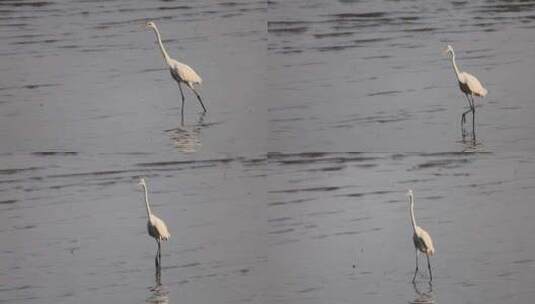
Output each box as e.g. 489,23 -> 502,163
142,184 -> 152,218
409,194 -> 417,232
450,52 -> 461,80
151,26 -> 171,64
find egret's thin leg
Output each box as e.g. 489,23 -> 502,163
426,254 -> 432,282
461,94 -> 472,136
413,250 -> 419,282
178,82 -> 185,120
155,241 -> 160,269
187,84 -> 207,112
158,240 -> 162,266
155,265 -> 161,287
470,95 -> 476,140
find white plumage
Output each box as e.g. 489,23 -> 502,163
146,21 -> 206,114
169,59 -> 202,86
444,45 -> 487,139
408,189 -> 435,282
458,72 -> 487,97
139,178 -> 170,268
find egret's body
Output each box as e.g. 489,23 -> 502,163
146,21 -> 206,117
408,189 -> 435,282
444,45 -> 487,139
139,178 -> 170,268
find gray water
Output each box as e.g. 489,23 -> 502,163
1,0 -> 535,303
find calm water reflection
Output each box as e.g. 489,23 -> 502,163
2,0 -> 535,303
411,281 -> 434,304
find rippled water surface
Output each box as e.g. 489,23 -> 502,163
2,0 -> 535,303
268,0 -> 535,151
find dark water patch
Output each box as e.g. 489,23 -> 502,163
164,262 -> 201,270
334,230 -> 362,236
269,228 -> 294,235
268,217 -> 293,223
307,210 -> 341,217
311,234 -> 329,239
31,151 -> 78,156
315,44 -> 360,52
0,284 -> 36,292
423,195 -> 443,200
298,287 -> 322,294
313,31 -> 354,39
7,83 -> 61,91
270,186 -> 340,194
136,158 -> 234,168
48,169 -> 129,179
269,152 -> 327,159
403,27 -> 436,33
269,152 -> 380,165
0,199 -> 17,205
0,167 -> 42,175
338,190 -> 395,198
355,163 -> 377,169
13,224 -> 36,230
305,165 -> 345,172
413,158 -> 472,170
353,37 -> 392,45
512,259 -> 533,265
270,117 -> 305,123
268,26 -> 308,34
367,90 -> 402,97
325,12 -> 387,19
158,5 -> 192,10
10,39 -> 60,46
218,1 -> 240,6
362,54 -> 391,60
268,198 -> 315,206
337,112 -> 410,125
0,1 -> 53,8
497,271 -> 515,278
418,152 -> 489,157
475,2 -> 535,14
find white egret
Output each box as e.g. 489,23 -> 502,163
408,189 -> 435,282
444,45 -> 487,139
146,21 -> 206,118
139,178 -> 171,268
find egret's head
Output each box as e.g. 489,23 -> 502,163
443,45 -> 454,57
406,189 -> 414,197
138,178 -> 147,188
145,21 -> 156,30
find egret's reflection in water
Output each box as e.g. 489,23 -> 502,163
460,137 -> 486,153
166,112 -> 206,152
410,281 -> 434,304
146,267 -> 169,304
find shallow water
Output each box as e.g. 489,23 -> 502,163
266,152 -> 535,303
2,0 -> 535,303
268,0 -> 535,152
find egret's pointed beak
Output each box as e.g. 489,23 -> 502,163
442,48 -> 449,55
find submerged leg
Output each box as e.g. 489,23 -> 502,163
155,241 -> 160,269
412,250 -> 419,282
188,84 -> 207,112
461,94 -> 473,137
470,95 -> 476,141
426,254 -> 432,282
158,240 -> 162,266
178,82 -> 185,122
